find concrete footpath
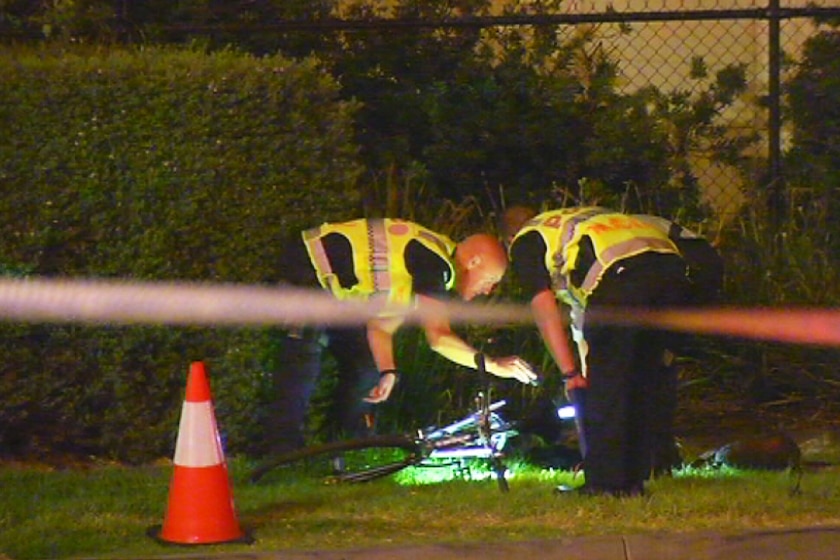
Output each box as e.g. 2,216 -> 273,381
134,526 -> 840,560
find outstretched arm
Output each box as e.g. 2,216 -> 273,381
530,289 -> 578,375
417,294 -> 537,384
363,316 -> 403,403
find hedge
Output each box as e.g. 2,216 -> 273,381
0,45 -> 363,461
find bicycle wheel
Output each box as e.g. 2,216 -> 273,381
250,434 -> 420,484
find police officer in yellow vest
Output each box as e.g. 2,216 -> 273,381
503,206 -> 694,497
267,218 -> 538,455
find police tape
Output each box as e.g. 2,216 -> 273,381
0,277 -> 837,347
587,307 -> 840,347
0,277 -> 532,327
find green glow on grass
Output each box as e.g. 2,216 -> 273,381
392,458 -> 524,486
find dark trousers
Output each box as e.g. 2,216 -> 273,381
580,253 -> 689,492
267,326 -> 380,454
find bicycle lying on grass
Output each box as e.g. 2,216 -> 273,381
250,354 -> 533,492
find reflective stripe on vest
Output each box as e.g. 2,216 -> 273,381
579,234 -> 680,296
511,207 -> 609,298
368,219 -> 390,293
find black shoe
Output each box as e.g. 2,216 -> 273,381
554,483 -> 644,498
651,465 -> 675,479
554,484 -> 604,496
616,483 -> 645,498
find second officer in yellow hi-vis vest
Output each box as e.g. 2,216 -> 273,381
266,218 -> 537,456
503,206 -> 695,498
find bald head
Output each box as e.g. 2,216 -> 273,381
453,233 -> 508,301
501,205 -> 537,245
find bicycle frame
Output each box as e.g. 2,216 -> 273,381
333,396 -> 516,490
251,352 -> 524,492
422,400 -> 513,461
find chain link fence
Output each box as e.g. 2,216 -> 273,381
539,0 -> 837,223
164,0 -> 838,226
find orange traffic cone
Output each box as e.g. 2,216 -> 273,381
149,361 -> 252,545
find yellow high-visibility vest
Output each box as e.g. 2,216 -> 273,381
302,218 -> 456,307
512,208 -> 679,307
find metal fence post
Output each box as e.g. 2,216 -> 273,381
767,0 -> 784,227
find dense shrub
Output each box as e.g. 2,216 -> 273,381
0,45 -> 362,461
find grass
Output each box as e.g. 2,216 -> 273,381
2,454 -> 840,560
